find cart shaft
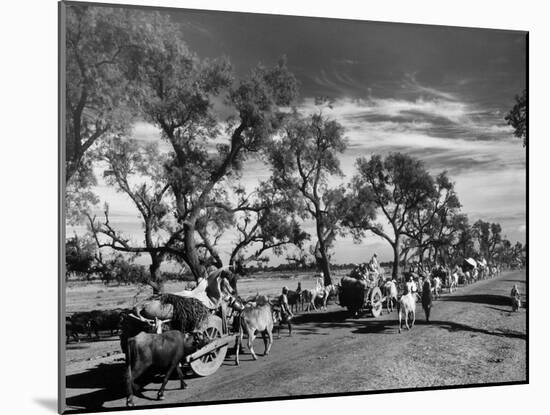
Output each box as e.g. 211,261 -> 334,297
186,335 -> 234,363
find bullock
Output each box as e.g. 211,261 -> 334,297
286,289 -> 302,313
302,289 -> 316,311
66,317 -> 83,343
235,302 -> 274,365
304,284 -> 338,312
86,308 -> 127,339
67,312 -> 96,341
295,282 -> 304,311
397,292 -> 419,333
383,279 -> 398,313
119,312 -> 172,356
99,308 -> 126,336
125,330 -> 207,406
303,287 -> 323,311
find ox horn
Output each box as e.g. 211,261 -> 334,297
128,313 -> 155,325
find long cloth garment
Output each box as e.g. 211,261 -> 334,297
422,279 -> 433,321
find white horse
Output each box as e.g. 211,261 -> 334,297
449,272 -> 458,293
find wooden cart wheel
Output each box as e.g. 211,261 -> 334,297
370,286 -> 383,318
190,315 -> 228,376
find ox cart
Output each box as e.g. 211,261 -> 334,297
126,268 -> 239,377
338,273 -> 385,317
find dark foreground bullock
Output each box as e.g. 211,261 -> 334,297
126,330 -> 207,406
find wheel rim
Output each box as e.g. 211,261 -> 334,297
200,326 -> 221,364
371,287 -> 382,317
190,315 -> 228,376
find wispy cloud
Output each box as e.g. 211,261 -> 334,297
296,92 -> 525,251
402,72 -> 458,101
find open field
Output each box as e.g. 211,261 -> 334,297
65,269 -> 352,314
64,269 -> 526,412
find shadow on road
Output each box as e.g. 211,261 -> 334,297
292,309 -> 379,335
66,344 -> 89,350
66,361 -> 193,410
66,363 -> 127,410
440,294 -> 511,307
423,320 -> 526,340
293,309 -> 350,324
485,305 -> 514,313
351,319 -> 396,335
345,318 -> 526,339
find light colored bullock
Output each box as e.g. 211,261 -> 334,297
383,280 -> 398,313
398,292 -> 418,333
235,302 -> 274,365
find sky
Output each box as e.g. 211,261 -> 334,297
70,6 -> 527,267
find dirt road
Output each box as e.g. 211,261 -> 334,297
64,270 -> 526,412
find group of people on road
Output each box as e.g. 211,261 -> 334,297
274,252 -> 522,338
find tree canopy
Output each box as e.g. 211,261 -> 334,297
81,12 -> 303,288
269,110 -> 348,284
505,89 -> 527,147
345,153 -> 436,278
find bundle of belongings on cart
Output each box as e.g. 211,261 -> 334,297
348,263 -> 378,288
339,264 -> 378,310
122,266 -> 240,349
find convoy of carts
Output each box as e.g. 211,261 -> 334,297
126,257 -> 485,377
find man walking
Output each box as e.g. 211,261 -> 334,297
422,278 -> 433,322
510,284 -> 521,312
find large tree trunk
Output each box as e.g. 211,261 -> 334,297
402,248 -> 410,269
317,245 -> 332,286
183,221 -> 208,282
392,237 -> 401,279
148,255 -> 165,295
314,211 -> 332,286
418,245 -> 425,264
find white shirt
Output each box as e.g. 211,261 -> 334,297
406,281 -> 417,294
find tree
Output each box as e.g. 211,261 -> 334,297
345,153 -> 435,278
66,5 -> 139,180
511,241 -> 526,266
472,220 -> 502,260
403,171 -> 462,264
87,138 -> 175,293
189,180 -> 309,270
269,111 -> 348,285
451,217 -> 475,260
64,6 -> 181,224
67,7 -> 304,289
495,238 -> 512,266
136,38 -> 299,281
91,252 -> 145,285
505,89 -> 527,147
227,183 -> 309,267
65,233 -> 97,279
